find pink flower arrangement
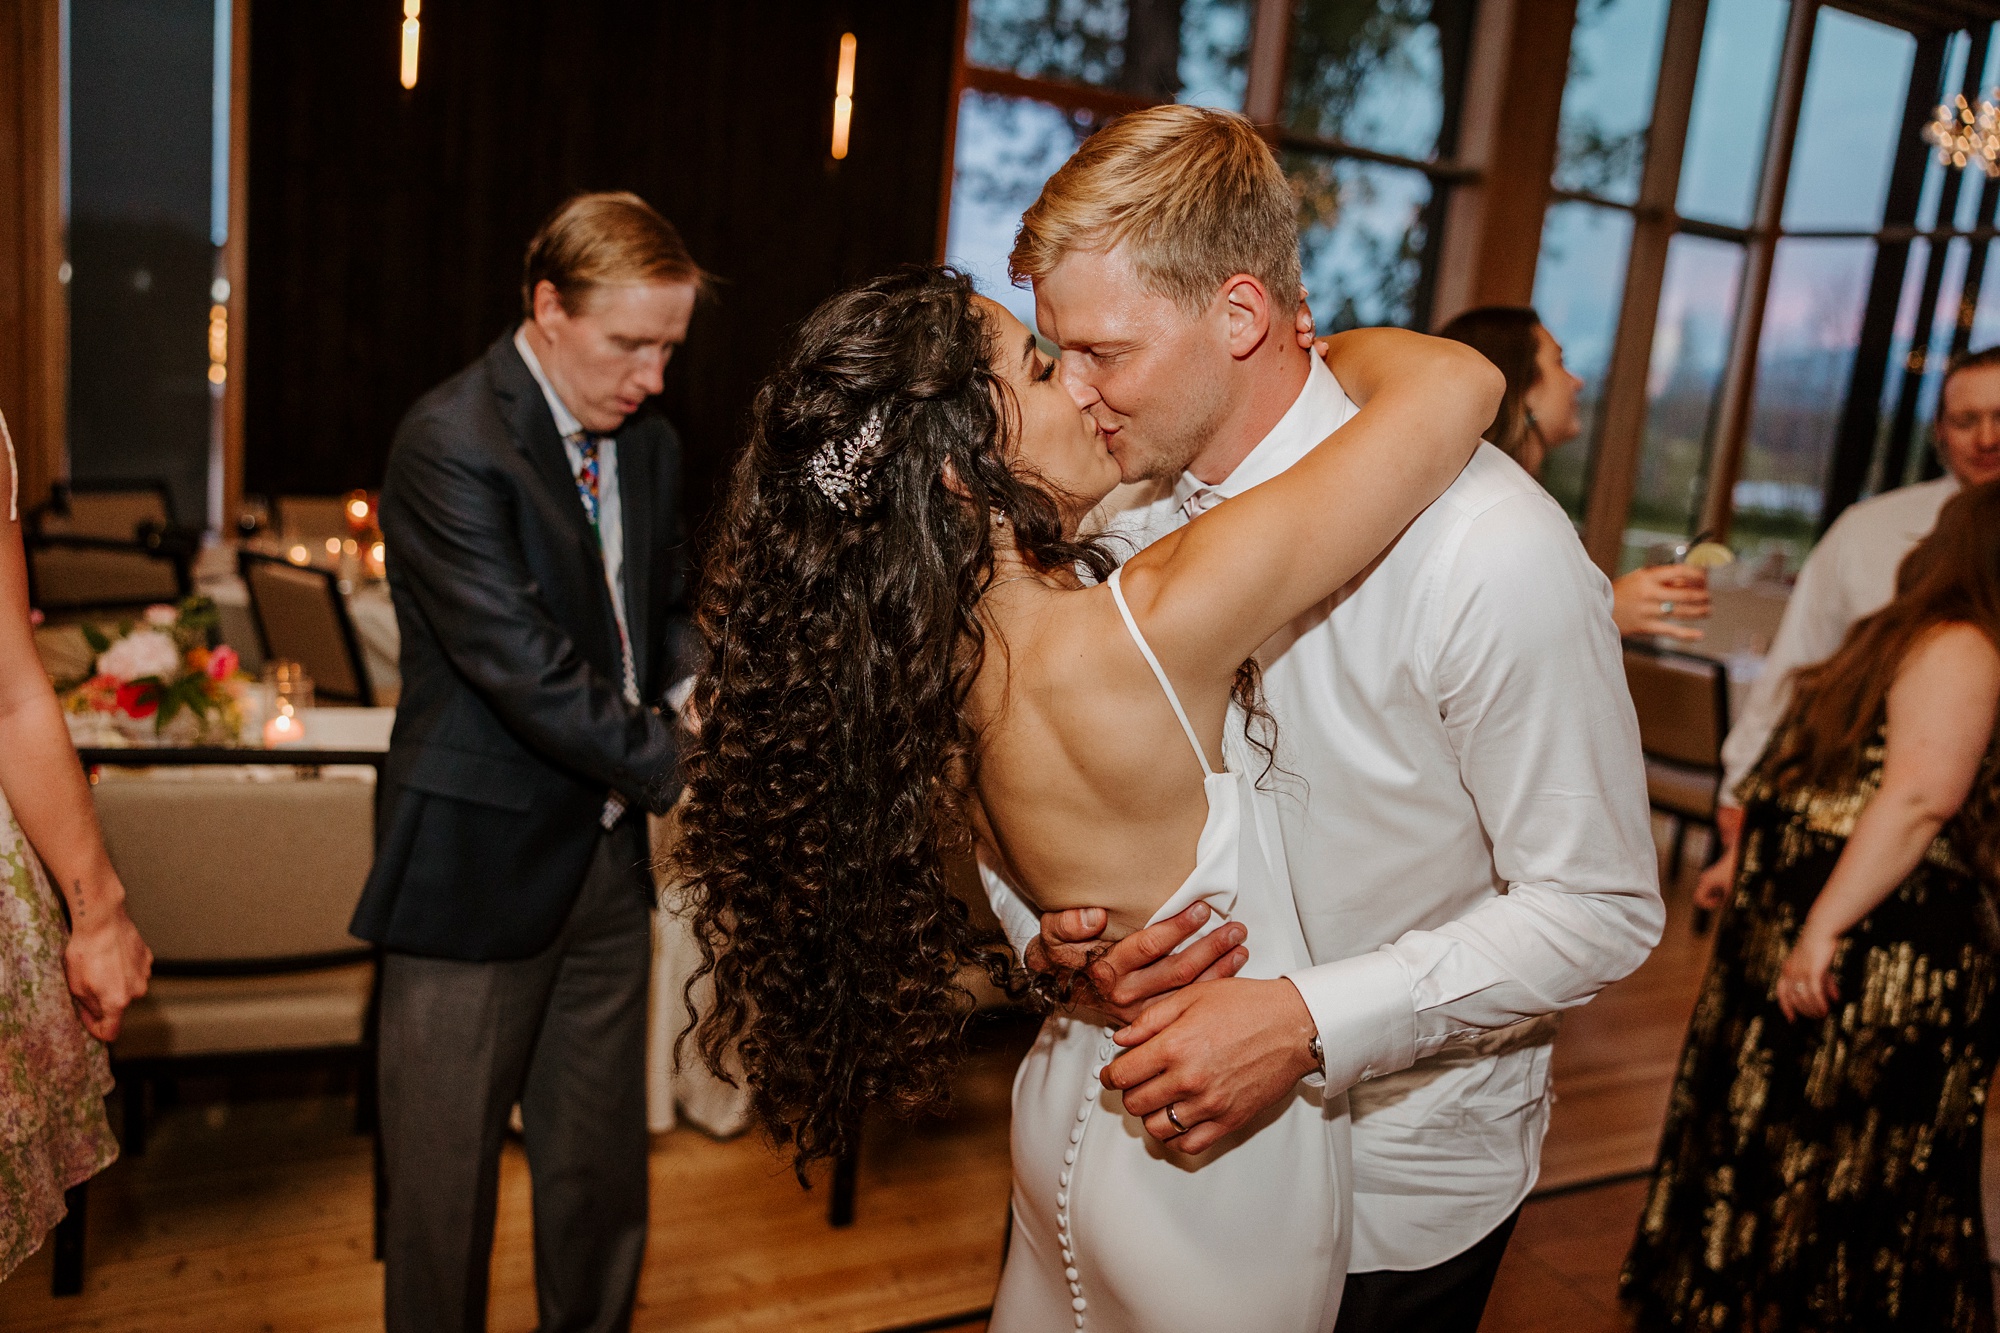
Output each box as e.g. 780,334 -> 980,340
58,597 -> 248,736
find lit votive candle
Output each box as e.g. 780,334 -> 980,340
263,708 -> 307,746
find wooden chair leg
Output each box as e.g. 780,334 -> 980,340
827,1142 -> 859,1228
50,1182 -> 87,1296
120,1073 -> 148,1156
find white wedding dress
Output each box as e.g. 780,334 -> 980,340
987,568 -> 1351,1333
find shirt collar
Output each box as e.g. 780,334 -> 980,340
1172,355 -> 1349,510
513,324 -> 586,441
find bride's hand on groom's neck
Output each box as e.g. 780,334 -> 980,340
1024,901 -> 1249,1027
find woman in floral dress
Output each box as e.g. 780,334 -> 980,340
0,411 -> 153,1282
1622,480 -> 2000,1331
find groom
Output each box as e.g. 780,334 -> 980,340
987,106 -> 1662,1331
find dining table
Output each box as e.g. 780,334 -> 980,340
74,705 -> 748,1137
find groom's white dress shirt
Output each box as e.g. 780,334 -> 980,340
986,355 -> 1662,1271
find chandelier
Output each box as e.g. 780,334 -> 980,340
1923,93 -> 2000,177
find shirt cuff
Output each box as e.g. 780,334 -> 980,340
1284,949 -> 1419,1094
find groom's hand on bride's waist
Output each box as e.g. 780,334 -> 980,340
1024,901 -> 1249,1027
1100,978 -> 1321,1156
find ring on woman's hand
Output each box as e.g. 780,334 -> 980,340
1165,1104 -> 1188,1135
1661,600 -> 1676,616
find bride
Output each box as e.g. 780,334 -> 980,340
674,265 -> 1499,1331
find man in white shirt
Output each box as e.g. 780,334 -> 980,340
984,105 -> 1663,1332
1698,348 -> 2000,907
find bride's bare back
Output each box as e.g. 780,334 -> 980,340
970,580 -> 1231,939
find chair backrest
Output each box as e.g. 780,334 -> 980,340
27,539 -> 188,611
40,483 -> 174,541
273,495 -> 353,543
241,552 -> 372,703
1623,645 -> 1730,770
92,773 -> 375,968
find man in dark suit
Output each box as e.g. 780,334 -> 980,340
352,192 -> 703,1333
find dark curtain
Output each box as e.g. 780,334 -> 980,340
244,0 -> 960,546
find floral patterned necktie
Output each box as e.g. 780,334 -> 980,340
571,431 -> 637,828
573,434 -> 602,533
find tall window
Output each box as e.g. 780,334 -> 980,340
66,0 -> 234,529
941,0 -> 1475,336
1284,1 -> 1473,332
1531,0 -> 1675,520
1538,0 -> 1996,575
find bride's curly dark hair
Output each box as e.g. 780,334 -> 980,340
672,265 -> 1116,1176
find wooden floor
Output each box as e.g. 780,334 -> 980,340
4,820 -> 1995,1331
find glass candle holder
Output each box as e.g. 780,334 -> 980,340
262,661 -> 315,746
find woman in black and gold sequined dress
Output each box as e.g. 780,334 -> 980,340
1622,480 -> 2000,1332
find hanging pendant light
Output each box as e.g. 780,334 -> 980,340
831,33 -> 857,161
400,0 -> 421,90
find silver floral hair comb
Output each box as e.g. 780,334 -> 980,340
806,406 -> 884,513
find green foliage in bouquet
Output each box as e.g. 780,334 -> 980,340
59,596 -> 246,737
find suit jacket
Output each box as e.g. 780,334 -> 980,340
351,332 -> 688,960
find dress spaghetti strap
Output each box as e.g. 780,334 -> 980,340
1106,567 -> 1215,778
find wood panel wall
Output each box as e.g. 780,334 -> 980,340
243,0 -> 959,545
0,0 -> 66,512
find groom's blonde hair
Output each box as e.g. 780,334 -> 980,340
1009,104 -> 1301,317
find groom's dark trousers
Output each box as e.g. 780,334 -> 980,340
352,333 -> 689,1333
1334,1208 -> 1520,1333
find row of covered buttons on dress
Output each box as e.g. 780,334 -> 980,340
1057,1029 -> 1116,1329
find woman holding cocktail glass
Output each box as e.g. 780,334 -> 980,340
1439,306 -> 1714,639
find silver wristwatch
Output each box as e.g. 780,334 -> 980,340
1307,1032 -> 1324,1072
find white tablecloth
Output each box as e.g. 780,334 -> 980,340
646,810 -> 753,1137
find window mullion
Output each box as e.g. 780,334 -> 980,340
1580,0 -> 1710,572
959,63 -> 1159,119
1243,0 -> 1293,131
1696,0 -> 1818,544
1820,28 -> 1950,529
1877,25 -> 1990,495
1276,132 -> 1475,181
